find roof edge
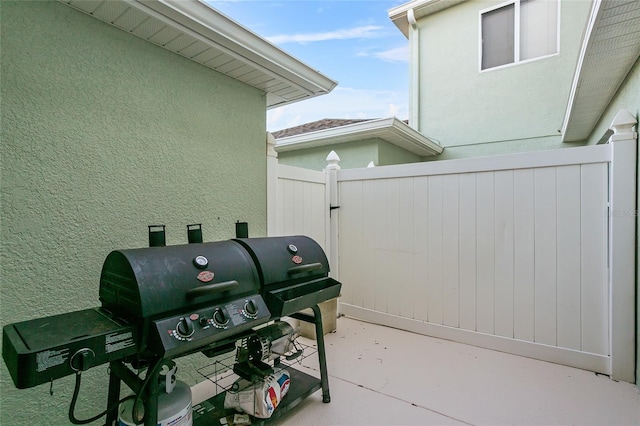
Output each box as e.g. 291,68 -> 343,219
389,0 -> 467,37
561,0 -> 601,142
61,0 -> 337,108
274,117 -> 443,156
146,0 -> 338,104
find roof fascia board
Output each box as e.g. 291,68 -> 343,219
389,0 -> 467,37
561,0 -> 601,142
275,118 -> 443,156
140,0 -> 337,97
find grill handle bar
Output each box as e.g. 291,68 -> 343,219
287,262 -> 323,275
186,280 -> 239,299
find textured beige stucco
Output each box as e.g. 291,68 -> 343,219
1,2 -> 267,423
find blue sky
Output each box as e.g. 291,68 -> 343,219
206,0 -> 410,131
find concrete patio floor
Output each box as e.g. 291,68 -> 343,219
193,317 -> 640,426
194,316 -> 640,425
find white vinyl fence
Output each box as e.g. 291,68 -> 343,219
267,111 -> 637,382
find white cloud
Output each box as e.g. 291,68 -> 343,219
266,25 -> 385,44
267,86 -> 408,132
358,45 -> 408,63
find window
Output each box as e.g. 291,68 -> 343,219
481,0 -> 558,70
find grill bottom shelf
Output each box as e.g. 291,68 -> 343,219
192,366 -> 321,425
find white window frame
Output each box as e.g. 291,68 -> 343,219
479,0 -> 561,72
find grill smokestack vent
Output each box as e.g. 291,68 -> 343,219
148,225 -> 166,247
187,224 -> 203,244
235,221 -> 248,238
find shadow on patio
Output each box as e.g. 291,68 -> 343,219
262,317 -> 640,425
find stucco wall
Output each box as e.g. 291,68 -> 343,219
276,138 -> 421,170
277,139 -> 379,170
376,140 -> 421,166
1,2 -> 267,424
415,0 -> 592,157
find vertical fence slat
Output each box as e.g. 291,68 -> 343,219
581,163 -> 609,355
556,165 -> 582,351
387,179 -> 402,316
374,179 -> 390,313
494,170 -> 515,338
339,181 -> 360,306
283,179 -> 296,235
514,169 -> 535,342
459,173 -> 477,331
399,178 -> 416,319
476,172 -> 495,334
534,167 -> 558,346
428,176 -> 444,325
442,174 -> 460,328
312,182 -> 327,249
413,177 -> 429,321
362,180 -> 379,311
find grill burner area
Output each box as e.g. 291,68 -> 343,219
2,232 -> 341,425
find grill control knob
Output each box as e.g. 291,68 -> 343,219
176,317 -> 195,338
243,299 -> 258,318
212,308 -> 229,327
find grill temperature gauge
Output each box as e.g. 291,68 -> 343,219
193,256 -> 209,269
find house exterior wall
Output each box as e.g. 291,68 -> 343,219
277,138 -> 421,170
277,140 -> 379,170
377,140 -> 422,166
414,0 -> 593,159
0,2 -> 267,424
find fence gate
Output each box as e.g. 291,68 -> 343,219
267,111 -> 637,382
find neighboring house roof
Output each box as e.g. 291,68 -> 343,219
59,0 -> 337,109
562,0 -> 640,142
389,0 -> 467,37
272,119 -> 373,138
274,117 -> 443,156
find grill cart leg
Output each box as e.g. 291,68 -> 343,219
108,359 -> 171,426
105,364 -> 121,425
291,304 -> 331,403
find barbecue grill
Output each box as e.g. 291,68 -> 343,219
2,226 -> 341,425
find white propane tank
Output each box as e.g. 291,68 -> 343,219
118,379 -> 192,426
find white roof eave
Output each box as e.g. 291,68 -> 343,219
562,0 -> 640,142
275,118 -> 443,157
389,0 -> 468,37
59,0 -> 337,108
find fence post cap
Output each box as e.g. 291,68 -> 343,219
266,132 -> 278,157
609,110 -> 638,142
326,150 -> 341,170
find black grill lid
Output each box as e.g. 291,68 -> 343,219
234,236 -> 330,286
99,240 -> 260,318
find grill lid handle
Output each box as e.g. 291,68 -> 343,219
186,280 -> 239,299
287,263 -> 323,276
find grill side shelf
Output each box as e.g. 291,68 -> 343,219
265,277 -> 341,317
